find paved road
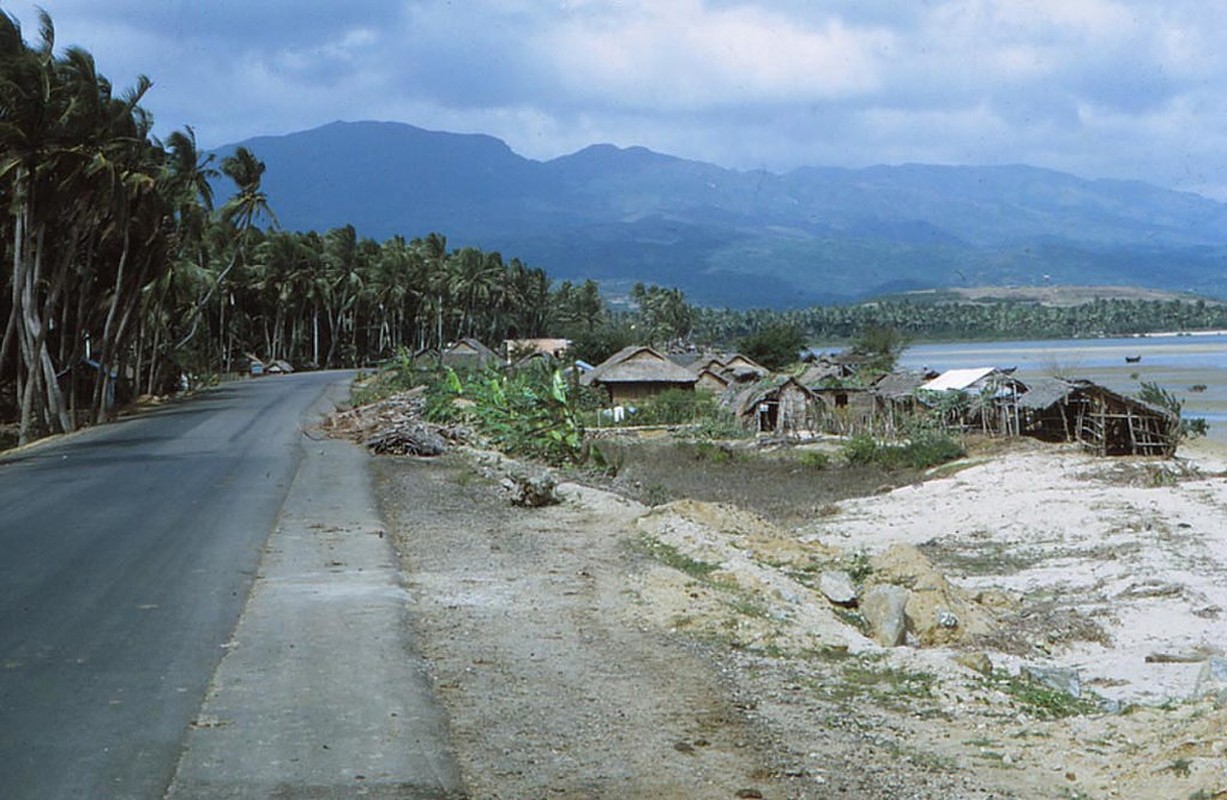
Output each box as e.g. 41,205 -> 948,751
0,372 -> 349,798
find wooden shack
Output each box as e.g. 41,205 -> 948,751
1018,379 -> 1178,457
725,376 -> 819,437
916,367 -> 1027,436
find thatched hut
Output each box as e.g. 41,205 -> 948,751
695,367 -> 732,395
582,346 -> 698,404
1019,378 -> 1178,457
441,338 -> 500,369
725,375 -> 819,437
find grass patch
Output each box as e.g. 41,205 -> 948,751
640,536 -> 720,579
984,670 -> 1103,719
804,652 -> 937,711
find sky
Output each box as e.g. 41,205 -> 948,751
7,0 -> 1227,199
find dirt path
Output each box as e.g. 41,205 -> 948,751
372,442 -> 1227,800
374,453 -> 786,799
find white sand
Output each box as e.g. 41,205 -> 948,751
812,438 -> 1227,704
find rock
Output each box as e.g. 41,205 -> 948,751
510,473 -> 560,507
954,651 -> 994,676
1192,656 -> 1227,706
819,570 -> 858,607
1021,664 -> 1082,699
861,584 -> 910,647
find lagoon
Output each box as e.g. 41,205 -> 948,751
895,333 -> 1227,441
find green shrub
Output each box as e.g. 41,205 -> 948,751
798,450 -> 830,469
901,431 -> 965,469
841,434 -> 881,465
423,364 -> 588,465
841,432 -> 964,470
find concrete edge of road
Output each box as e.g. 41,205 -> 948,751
164,380 -> 464,799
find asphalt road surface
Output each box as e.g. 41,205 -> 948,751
0,372 -> 355,798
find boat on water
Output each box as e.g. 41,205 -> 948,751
1125,355 -> 1142,363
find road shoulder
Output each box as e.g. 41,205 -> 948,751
165,431 -> 462,799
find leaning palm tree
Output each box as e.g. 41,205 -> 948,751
176,146 -> 275,362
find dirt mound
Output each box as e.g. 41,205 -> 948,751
868,543 -> 997,646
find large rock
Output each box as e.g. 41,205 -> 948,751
861,584 -> 910,647
869,543 -> 995,646
818,570 -> 858,607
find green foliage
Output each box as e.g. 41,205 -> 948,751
984,671 -> 1103,719
563,322 -> 637,366
738,323 -> 807,370
640,537 -> 719,577
1136,381 -> 1210,442
632,388 -> 721,426
693,441 -> 739,464
693,297 -> 1227,344
841,434 -> 882,466
798,450 -> 831,470
350,347 -> 428,405
851,324 -> 908,372
841,431 -> 965,470
424,365 -> 588,465
630,283 -> 695,345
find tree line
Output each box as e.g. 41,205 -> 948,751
692,296 -> 1227,345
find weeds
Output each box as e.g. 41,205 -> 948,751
640,537 -> 720,579
984,670 -> 1103,719
798,450 -> 831,469
841,432 -> 965,470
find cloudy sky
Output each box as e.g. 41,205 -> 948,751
8,1 -> 1227,198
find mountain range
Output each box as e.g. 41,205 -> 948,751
216,120 -> 1227,309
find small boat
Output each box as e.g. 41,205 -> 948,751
1125,355 -> 1142,363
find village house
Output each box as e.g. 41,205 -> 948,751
1018,378 -> 1178,457
916,367 -> 1027,436
869,368 -> 939,438
504,338 -> 571,363
581,346 -> 698,405
440,338 -> 500,370
724,375 -> 819,437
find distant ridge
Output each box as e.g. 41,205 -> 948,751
215,120 -> 1227,309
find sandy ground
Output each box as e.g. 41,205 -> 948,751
372,438 -> 1227,799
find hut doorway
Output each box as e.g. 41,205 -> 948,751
756,401 -> 779,433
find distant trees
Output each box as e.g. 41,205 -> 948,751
738,323 -> 806,370
693,298 -> 1227,345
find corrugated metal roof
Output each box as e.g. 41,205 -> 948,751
919,367 -> 997,392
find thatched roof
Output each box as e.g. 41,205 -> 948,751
872,369 -> 938,399
1018,378 -> 1176,421
724,375 -> 815,416
1018,378 -> 1078,410
582,346 -> 698,386
444,338 -> 499,359
505,338 -> 570,358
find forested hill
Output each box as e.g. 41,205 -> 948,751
218,120 -> 1227,309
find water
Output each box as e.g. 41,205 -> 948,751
893,333 -> 1227,441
